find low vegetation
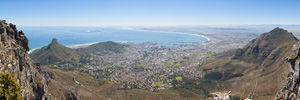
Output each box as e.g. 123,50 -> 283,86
201,28 -> 298,99
0,72 -> 22,100
30,40 -> 128,68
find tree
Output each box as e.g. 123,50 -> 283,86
0,72 -> 22,100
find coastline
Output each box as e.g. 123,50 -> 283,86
28,41 -> 128,54
28,27 -> 210,54
28,42 -> 97,54
68,42 -> 99,49
68,41 -> 129,49
28,48 -> 40,54
123,27 -> 211,41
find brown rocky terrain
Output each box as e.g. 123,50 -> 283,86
0,20 -> 80,100
275,41 -> 300,99
202,28 -> 299,99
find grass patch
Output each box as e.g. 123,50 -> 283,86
175,62 -> 182,66
153,82 -> 163,86
159,75 -> 165,77
175,76 -> 183,81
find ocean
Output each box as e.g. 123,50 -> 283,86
17,26 -> 209,52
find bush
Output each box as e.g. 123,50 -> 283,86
204,72 -> 223,80
0,72 -> 22,100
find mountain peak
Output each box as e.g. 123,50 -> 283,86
233,28 -> 298,64
269,27 -> 289,35
51,38 -> 59,44
30,37 -> 81,65
272,27 -> 282,31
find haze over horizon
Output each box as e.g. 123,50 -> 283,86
1,0 -> 300,26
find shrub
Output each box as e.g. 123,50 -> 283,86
0,72 -> 22,100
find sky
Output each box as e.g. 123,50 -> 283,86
1,0 -> 300,26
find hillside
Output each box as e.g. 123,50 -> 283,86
233,27 -> 298,65
30,40 -> 128,66
26,26 -> 300,99
202,28 -> 298,99
76,41 -> 128,54
44,65 -> 208,100
29,38 -> 81,65
0,20 -> 80,99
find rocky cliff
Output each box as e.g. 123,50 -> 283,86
275,41 -> 300,99
0,20 -> 80,100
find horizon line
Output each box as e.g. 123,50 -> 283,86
17,24 -> 300,27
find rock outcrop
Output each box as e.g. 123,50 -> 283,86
275,41 -> 300,99
0,20 -> 80,100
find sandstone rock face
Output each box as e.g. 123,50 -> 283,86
275,41 -> 300,100
0,20 -> 80,100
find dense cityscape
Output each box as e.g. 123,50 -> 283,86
57,29 -> 258,90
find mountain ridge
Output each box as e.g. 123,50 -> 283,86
29,38 -> 128,68
0,20 -> 80,100
29,38 -> 81,66
233,27 -> 298,64
202,27 -> 298,99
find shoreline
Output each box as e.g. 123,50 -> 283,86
28,41 -> 128,54
28,42 -> 98,54
28,48 -> 40,54
68,41 -> 130,49
68,42 -> 99,49
123,27 -> 211,41
28,28 -> 210,54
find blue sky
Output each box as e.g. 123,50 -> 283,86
1,0 -> 300,26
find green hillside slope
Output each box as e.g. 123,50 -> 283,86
29,38 -> 81,65
29,39 -> 128,66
